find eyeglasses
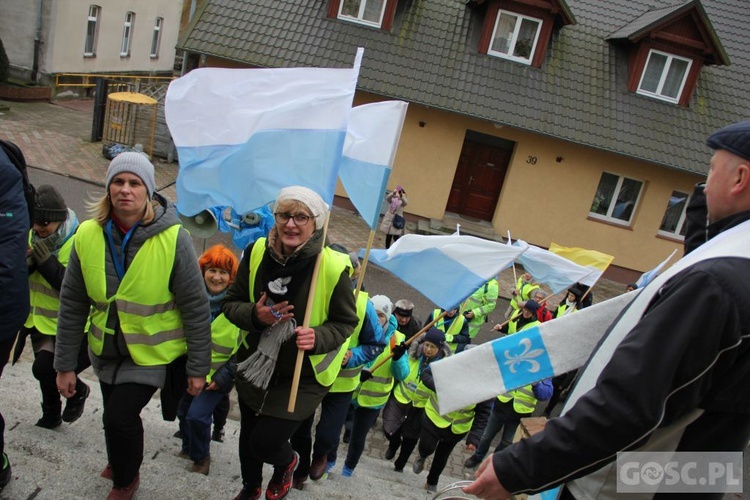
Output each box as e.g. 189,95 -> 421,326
274,212 -> 314,226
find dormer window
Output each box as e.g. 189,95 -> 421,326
328,0 -> 397,30
637,50 -> 692,103
488,10 -> 542,65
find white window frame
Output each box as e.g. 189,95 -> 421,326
120,11 -> 135,57
637,49 -> 693,104
337,0 -> 387,28
84,5 -> 100,57
487,9 -> 542,65
150,17 -> 163,58
657,190 -> 690,239
589,172 -> 644,226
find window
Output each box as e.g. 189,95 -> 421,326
84,5 -> 100,57
120,12 -> 135,57
589,172 -> 643,225
658,190 -> 689,238
487,10 -> 542,65
150,17 -> 163,58
338,0 -> 386,28
637,50 -> 692,103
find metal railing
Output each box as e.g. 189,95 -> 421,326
55,73 -> 174,89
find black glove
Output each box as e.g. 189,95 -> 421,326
391,342 -> 407,361
32,240 -> 52,265
359,370 -> 373,383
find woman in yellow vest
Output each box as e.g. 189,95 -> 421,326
177,244 -> 240,476
54,152 -> 212,500
222,186 -> 358,500
19,185 -> 91,429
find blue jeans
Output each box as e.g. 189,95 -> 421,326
177,389 -> 226,462
472,404 -> 523,460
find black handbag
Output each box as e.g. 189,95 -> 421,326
392,214 -> 405,229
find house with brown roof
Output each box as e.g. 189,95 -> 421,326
177,0 -> 748,280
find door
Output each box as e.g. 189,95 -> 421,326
446,137 -> 511,221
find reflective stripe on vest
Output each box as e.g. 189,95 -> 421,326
76,219 -> 186,366
394,354 -> 433,408
24,233 -> 75,335
497,385 -> 538,414
331,291 -> 369,393
208,313 -> 241,383
425,394 -> 475,434
356,331 -> 405,408
248,238 -> 350,387
433,308 -> 466,352
511,281 -> 540,309
508,318 -> 541,334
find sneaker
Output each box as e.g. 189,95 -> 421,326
62,381 -> 90,423
412,455 -> 425,474
106,472 -> 139,500
211,427 -> 225,443
35,404 -> 62,429
100,463 -> 113,480
308,454 -> 327,481
464,455 -> 482,468
425,482 -> 437,493
0,454 -> 11,491
265,451 -> 298,500
191,456 -> 211,475
325,460 -> 336,473
233,485 -> 262,500
384,444 -> 398,460
394,465 -> 403,473
341,465 -> 354,477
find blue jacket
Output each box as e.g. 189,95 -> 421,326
345,299 -> 386,368
0,148 -> 30,342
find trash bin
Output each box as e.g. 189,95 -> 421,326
102,91 -> 158,158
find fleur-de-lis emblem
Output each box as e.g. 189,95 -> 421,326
504,338 -> 545,374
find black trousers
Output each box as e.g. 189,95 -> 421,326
417,414 -> 467,486
32,339 -> 90,410
100,382 -> 157,488
213,393 -> 230,430
393,405 -> 425,470
238,398 -> 301,489
0,337 -> 14,461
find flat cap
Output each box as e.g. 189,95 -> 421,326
706,120 -> 750,162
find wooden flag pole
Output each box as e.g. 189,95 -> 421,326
288,212 -> 331,413
354,229 -> 376,301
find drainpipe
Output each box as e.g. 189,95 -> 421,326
31,0 -> 43,84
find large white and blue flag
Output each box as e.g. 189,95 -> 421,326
635,249 -> 678,288
514,240 -> 595,294
165,49 -> 363,216
364,234 -> 526,311
338,101 -> 408,230
431,292 -> 635,413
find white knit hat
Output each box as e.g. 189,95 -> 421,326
273,186 -> 329,230
106,152 -> 156,198
370,295 -> 393,318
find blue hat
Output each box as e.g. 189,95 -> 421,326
706,121 -> 750,162
423,327 -> 445,347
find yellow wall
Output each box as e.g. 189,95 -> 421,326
343,92 -> 704,272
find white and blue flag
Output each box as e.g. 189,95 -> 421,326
635,249 -> 678,288
338,101 -> 408,230
165,49 -> 363,216
364,234 -> 526,311
514,240 -> 595,294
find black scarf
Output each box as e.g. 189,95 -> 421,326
259,230 -> 323,305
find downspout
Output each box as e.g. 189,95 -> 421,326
31,0 -> 43,83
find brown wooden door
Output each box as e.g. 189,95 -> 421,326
446,139 -> 510,220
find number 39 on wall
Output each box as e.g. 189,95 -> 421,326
526,156 -> 538,165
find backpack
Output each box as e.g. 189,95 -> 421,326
0,139 -> 35,227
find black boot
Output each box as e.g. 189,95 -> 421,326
62,381 -> 90,423
36,403 -> 62,429
0,453 -> 11,491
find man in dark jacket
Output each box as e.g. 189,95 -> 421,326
465,121 -> 750,499
0,143 -> 31,491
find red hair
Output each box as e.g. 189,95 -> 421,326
199,244 -> 239,281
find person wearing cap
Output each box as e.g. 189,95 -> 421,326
625,283 -> 638,292
393,299 -> 421,341
505,273 -> 540,319
291,270 -> 385,488
461,278 -> 499,339
426,307 -> 470,353
380,185 -> 408,249
464,122 -> 750,499
494,299 -> 541,335
54,152 -> 212,500
529,290 -> 553,323
555,286 -> 582,318
383,327 -> 452,473
177,244 -> 240,476
343,294 -> 410,477
18,185 -> 91,430
222,186 -> 358,500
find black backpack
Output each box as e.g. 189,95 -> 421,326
0,139 -> 35,227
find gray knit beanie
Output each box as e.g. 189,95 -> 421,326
34,185 -> 68,224
106,152 -> 156,198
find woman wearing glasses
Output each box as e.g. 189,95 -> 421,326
54,152 -> 211,500
223,186 -> 358,500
